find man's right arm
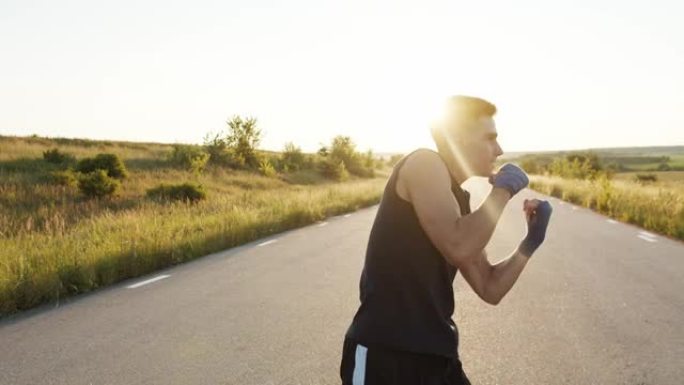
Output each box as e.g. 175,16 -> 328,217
401,150 -> 511,266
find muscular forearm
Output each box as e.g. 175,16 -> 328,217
453,187 -> 510,258
484,248 -> 529,305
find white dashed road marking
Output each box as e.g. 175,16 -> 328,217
344,214 -> 352,218
638,231 -> 657,239
127,275 -> 171,289
637,235 -> 657,243
607,219 -> 618,224
317,222 -> 328,227
257,240 -> 278,247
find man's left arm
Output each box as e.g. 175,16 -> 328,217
482,248 -> 530,305
461,199 -> 553,305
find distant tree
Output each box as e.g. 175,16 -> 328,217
328,136 -> 367,176
329,136 -> 355,159
225,115 -> 262,169
281,142 -> 306,172
313,135 -> 378,178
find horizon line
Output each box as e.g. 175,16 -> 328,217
1,132 -> 682,156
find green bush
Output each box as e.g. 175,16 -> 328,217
281,142 -> 306,172
203,131 -> 233,166
548,157 -> 597,180
565,151 -> 602,172
318,157 -> 349,181
50,169 -> 78,187
657,163 -> 671,171
258,158 -> 277,177
635,173 -> 657,183
78,170 -> 121,198
76,153 -> 128,179
317,135 -> 376,178
281,169 -> 324,185
317,145 -> 329,157
169,144 -> 210,174
226,149 -> 247,169
605,161 -> 626,173
520,157 -> 543,174
43,148 -> 76,165
594,174 -> 614,212
359,149 -> 377,177
329,136 -> 362,174
386,154 -> 403,167
146,183 -> 207,203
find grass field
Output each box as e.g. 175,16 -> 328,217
0,135 -> 389,316
528,172 -> 684,241
510,146 -> 684,173
621,156 -> 684,170
3,135 -> 682,316
611,171 -> 684,184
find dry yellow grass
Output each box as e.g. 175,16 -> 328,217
0,135 -> 389,316
529,174 -> 684,241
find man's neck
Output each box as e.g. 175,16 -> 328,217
435,147 -> 469,186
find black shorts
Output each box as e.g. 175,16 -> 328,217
340,337 -> 472,385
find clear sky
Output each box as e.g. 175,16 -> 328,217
1,0 -> 683,154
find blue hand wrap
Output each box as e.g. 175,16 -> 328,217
488,163 -> 529,198
518,200 -> 553,258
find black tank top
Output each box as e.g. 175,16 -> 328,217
344,148 -> 472,358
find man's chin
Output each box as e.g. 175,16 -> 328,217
482,170 -> 495,181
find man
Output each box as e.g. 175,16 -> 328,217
340,96 -> 553,385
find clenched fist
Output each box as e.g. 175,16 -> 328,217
518,199 -> 553,258
488,163 -> 529,198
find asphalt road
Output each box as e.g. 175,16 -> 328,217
1,177 -> 683,385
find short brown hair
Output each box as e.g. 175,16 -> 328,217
430,95 -> 496,150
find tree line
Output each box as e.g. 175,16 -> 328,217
41,115 -> 400,200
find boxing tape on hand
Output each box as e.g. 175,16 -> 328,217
488,163 -> 529,198
518,200 -> 553,258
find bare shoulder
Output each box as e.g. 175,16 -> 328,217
397,149 -> 451,202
